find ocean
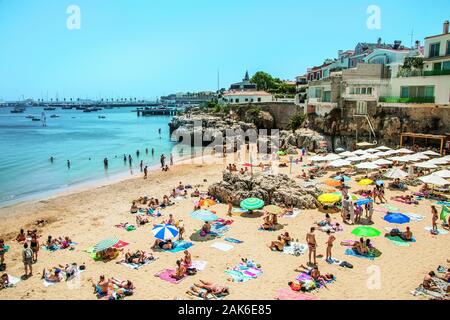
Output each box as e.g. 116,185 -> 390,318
0,106 -> 178,207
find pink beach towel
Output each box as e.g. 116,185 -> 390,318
155,269 -> 186,284
276,288 -> 319,301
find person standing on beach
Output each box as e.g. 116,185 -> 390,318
170,153 -> 174,166
67,160 -> 71,169
161,154 -> 166,168
123,154 -> 127,164
0,239 -> 6,268
152,148 -> 155,157
431,206 -> 439,232
306,227 -> 317,266
136,150 -> 140,158
30,235 -> 39,263
22,243 -> 33,278
143,166 -> 148,179
104,158 -> 109,169
140,160 -> 144,172
325,230 -> 336,263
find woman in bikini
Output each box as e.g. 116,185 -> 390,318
187,280 -> 230,299
269,236 -> 286,252
306,227 -> 317,266
30,235 -> 39,262
171,259 -> 186,280
16,229 -> 26,243
130,201 -> 139,214
431,206 -> 439,232
182,250 -> 192,268
152,239 -> 173,250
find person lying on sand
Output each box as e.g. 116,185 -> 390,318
391,195 -> 418,204
385,227 -> 413,241
96,247 -> 121,261
353,238 -> 369,255
170,259 -> 187,280
124,250 -> 153,264
110,277 -> 135,291
41,267 -> 65,283
316,214 -> 332,227
423,271 -> 440,292
187,280 -> 230,298
136,215 -> 149,226
152,239 -> 173,250
295,265 -> 334,288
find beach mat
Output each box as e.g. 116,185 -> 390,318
191,260 -> 207,271
155,269 -> 186,284
165,241 -> 193,253
225,266 -> 262,283
276,288 -> 319,300
386,236 -> 416,247
282,209 -> 300,219
344,248 -> 375,260
44,242 -> 78,252
210,242 -> 234,252
224,237 -> 243,244
119,257 -> 158,270
404,213 -> 425,222
283,242 -> 307,256
424,227 -> 449,235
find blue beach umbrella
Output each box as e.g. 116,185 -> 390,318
384,213 -> 410,224
355,198 -> 373,206
334,175 -> 351,182
190,209 -> 219,222
152,224 -> 179,240
376,180 -> 385,186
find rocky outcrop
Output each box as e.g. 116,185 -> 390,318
208,171 -> 320,210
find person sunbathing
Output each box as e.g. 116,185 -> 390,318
316,214 -> 332,227
97,247 -> 120,260
281,232 -> 292,246
353,238 -> 369,255
269,236 -> 286,252
136,215 -> 149,226
423,271 -> 440,292
41,267 -> 64,283
110,277 -> 135,291
385,227 -> 413,241
182,250 -> 192,268
295,265 -> 334,288
92,275 -> 110,295
191,188 -> 200,197
152,239 -> 173,250
260,214 -> 274,230
190,280 -> 230,297
177,182 -> 185,190
125,250 -> 153,264
391,195 -> 418,205
130,201 -> 139,214
46,236 -> 60,249
16,229 -> 26,242
59,236 -> 73,249
171,259 -> 187,280
165,214 -> 175,226
200,221 -> 211,236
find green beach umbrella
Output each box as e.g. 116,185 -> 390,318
331,192 -> 359,201
351,226 -> 381,238
276,151 -> 286,156
240,198 -> 265,211
93,236 -> 120,253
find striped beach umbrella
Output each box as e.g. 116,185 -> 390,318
240,198 -> 264,211
190,209 -> 218,222
93,237 -> 120,253
351,226 -> 381,238
152,224 -> 179,240
199,199 -> 217,207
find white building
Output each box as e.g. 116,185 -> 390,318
423,20 -> 450,73
221,91 -> 273,105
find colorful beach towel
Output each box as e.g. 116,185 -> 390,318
155,269 -> 186,284
119,257 -> 158,270
44,242 -> 78,252
386,235 -> 416,247
411,278 -> 448,299
43,269 -> 84,287
404,213 -> 425,222
344,248 -> 375,260
283,242 -> 307,256
191,260 -> 207,271
210,242 -> 234,252
165,241 -> 193,253
225,263 -> 263,283
276,288 -> 319,300
282,209 -> 300,219
224,237 -> 243,244
191,287 -> 227,300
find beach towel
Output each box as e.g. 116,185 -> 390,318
191,287 -> 226,300
386,235 -> 416,247
225,263 -> 263,283
296,272 -> 335,291
210,242 -> 234,252
282,209 -> 300,219
210,223 -> 231,236
165,241 -> 193,253
276,288 -> 319,300
119,257 -> 158,270
224,237 -> 243,244
191,260 -> 207,271
44,242 -> 78,252
404,213 -> 425,222
411,278 -> 448,299
283,242 -> 307,256
155,269 -> 186,284
424,227 -> 449,235
113,240 -> 130,249
384,204 -> 399,212
230,208 -> 248,216
2,275 -> 21,288
43,269 -> 84,287
344,248 -> 375,260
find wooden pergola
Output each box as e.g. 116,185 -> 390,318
400,132 -> 447,155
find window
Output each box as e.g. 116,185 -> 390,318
322,91 -> 331,102
361,87 -> 367,94
443,61 -> 450,70
429,43 -> 440,58
355,87 -> 361,94
433,62 -> 442,71
235,98 -> 239,103
401,86 -> 435,98
447,41 -> 450,55
367,87 -> 373,95
245,98 -> 249,102
257,98 -> 261,102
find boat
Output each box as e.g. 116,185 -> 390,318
98,115 -> 106,119
31,117 -> 41,121
25,114 -> 34,119
43,106 -> 56,111
10,106 -> 26,113
50,114 -> 60,118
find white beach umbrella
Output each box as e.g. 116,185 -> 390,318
346,156 -> 364,162
373,159 -> 393,166
355,162 -> 381,170
427,158 -> 449,165
419,174 -> 450,186
414,162 -> 439,169
396,148 -> 414,154
365,148 -> 379,153
335,147 -> 346,153
421,150 -> 441,157
309,156 -> 326,162
353,150 -> 368,155
384,168 -> 409,179
434,169 -> 450,178
322,154 -> 342,161
384,150 -> 400,156
376,146 -> 391,151
329,159 -> 352,168
364,153 -> 380,160
389,156 -> 413,163
339,151 -> 354,157
410,153 -> 430,161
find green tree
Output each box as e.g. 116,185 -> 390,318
250,71 -> 280,91
289,113 -> 305,132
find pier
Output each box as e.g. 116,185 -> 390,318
136,107 -> 177,116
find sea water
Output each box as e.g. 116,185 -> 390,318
0,107 -> 179,207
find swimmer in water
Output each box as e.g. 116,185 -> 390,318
50,156 -> 54,163
67,160 -> 71,169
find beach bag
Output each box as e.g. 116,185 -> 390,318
186,268 -> 197,276
0,264 -> 5,271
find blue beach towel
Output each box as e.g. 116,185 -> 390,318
344,249 -> 375,260
224,237 -> 243,244
165,241 -> 193,253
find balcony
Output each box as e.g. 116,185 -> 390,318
379,96 -> 436,104
398,68 -> 450,77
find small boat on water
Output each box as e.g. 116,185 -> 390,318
43,106 -> 56,111
98,115 -> 106,119
50,114 -> 60,118
31,117 -> 41,121
25,114 -> 34,119
10,107 -> 26,113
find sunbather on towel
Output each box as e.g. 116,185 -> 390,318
96,247 -> 121,261
385,227 -> 414,241
353,238 -> 369,256
423,271 -> 442,292
110,277 -> 134,292
200,221 -> 212,236
171,259 -> 187,280
41,267 -> 64,283
260,214 -> 274,231
269,236 -> 286,252
315,214 -> 332,227
295,265 -> 334,288
391,195 -> 418,205
124,250 -> 154,264
187,280 -> 230,298
152,239 -> 174,250
136,215 -> 149,226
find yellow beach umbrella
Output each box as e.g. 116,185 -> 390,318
318,193 -> 341,204
358,179 -> 374,186
263,205 -> 284,215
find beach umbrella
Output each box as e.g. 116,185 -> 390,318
324,179 -> 342,187
358,178 -> 374,186
152,224 -> 179,240
276,151 -> 286,156
317,193 -> 341,204
331,192 -> 358,201
384,213 -> 411,224
421,150 -> 441,157
243,163 -> 255,167
396,148 -> 414,154
329,159 -> 352,168
352,226 -> 381,238
427,158 -> 449,165
240,198 -> 264,211
355,198 -> 373,206
414,162 -> 439,169
199,199 -> 217,207
322,154 -> 342,161
263,205 -> 284,215
419,174 -> 450,186
333,175 -> 351,182
373,159 -> 392,166
355,162 -> 380,170
353,150 -> 368,155
376,146 -> 391,151
346,156 -> 363,162
93,237 -> 120,253
384,168 -> 409,179
365,148 -> 379,153
335,147 -> 345,153
308,156 -> 326,162
190,209 -> 219,222
363,153 -> 380,160
339,151 -> 354,157
434,169 -> 450,178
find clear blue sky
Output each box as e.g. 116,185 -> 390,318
0,0 -> 448,101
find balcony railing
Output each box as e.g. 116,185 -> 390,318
398,68 -> 450,77
379,96 -> 435,104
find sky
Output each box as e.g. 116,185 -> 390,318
0,0 -> 449,101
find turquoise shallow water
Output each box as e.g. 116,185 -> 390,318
0,107 -> 177,206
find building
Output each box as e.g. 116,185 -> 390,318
221,90 -> 273,105
229,71 -> 257,91
423,20 -> 450,74
160,91 -> 216,105
306,73 -> 342,116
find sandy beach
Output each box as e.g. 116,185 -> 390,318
0,153 -> 448,300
